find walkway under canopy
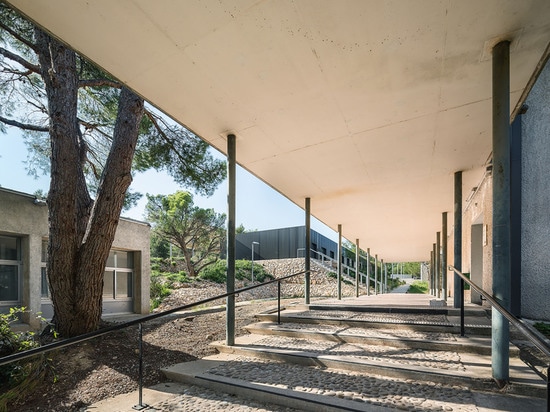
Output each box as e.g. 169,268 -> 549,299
6,0 -> 550,261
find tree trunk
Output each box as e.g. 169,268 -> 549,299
36,29 -> 144,337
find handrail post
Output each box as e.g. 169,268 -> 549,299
460,278 -> 465,337
278,280 -> 281,325
133,322 -> 147,410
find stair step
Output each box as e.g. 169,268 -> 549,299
162,351 -> 546,412
257,310 -> 492,336
246,321 -> 519,356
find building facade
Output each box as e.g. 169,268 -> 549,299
0,187 -> 151,328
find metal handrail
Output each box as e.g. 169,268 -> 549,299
0,270 -> 308,367
449,265 -> 550,412
448,265 -> 550,358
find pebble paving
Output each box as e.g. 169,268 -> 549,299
206,356 -> 478,411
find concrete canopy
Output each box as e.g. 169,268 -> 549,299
6,1 -> 550,261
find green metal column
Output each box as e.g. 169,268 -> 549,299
492,40 -> 511,383
366,248 -> 371,296
453,171 -> 462,308
436,232 -> 441,299
305,197 -> 311,304
355,238 -> 360,297
337,224 -> 342,300
374,254 -> 378,295
442,212 -> 448,301
226,134 -> 236,346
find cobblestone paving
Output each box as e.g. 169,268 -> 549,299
148,384 -> 301,411
248,336 -> 465,371
207,357 -> 478,412
273,322 -> 458,341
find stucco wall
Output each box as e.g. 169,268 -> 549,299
0,188 -> 151,326
521,61 -> 550,320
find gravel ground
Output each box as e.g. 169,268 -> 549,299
5,282 -> 302,412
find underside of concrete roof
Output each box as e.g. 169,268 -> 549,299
6,0 -> 550,261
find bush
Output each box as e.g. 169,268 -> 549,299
408,280 -> 429,294
0,308 -> 50,412
150,275 -> 172,310
198,260 -> 273,284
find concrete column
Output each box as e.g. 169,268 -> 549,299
442,212 -> 448,301
453,171 -> 463,308
355,239 -> 360,297
366,248 -> 371,296
492,40 -> 511,382
337,224 -> 342,300
436,231 -> 441,299
305,198 -> 311,304
226,134 -> 236,346
374,254 -> 378,295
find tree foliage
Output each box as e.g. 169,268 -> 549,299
146,191 -> 226,278
0,5 -> 226,337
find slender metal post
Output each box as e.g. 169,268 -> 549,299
337,224 -> 342,300
278,280 -> 281,325
436,232 -> 441,298
442,212 -> 448,301
374,254 -> 378,295
461,277 -> 465,337
355,239 -> 360,297
381,259 -> 385,293
432,243 -> 437,295
453,171 -> 463,308
366,248 -> 371,296
226,134 -> 236,346
492,40 -> 511,382
428,247 -> 435,295
133,323 -> 148,410
305,198 -> 311,304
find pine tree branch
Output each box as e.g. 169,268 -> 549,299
0,46 -> 40,73
0,18 -> 38,51
79,79 -> 121,89
0,114 -> 48,132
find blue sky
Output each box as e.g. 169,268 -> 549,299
0,127 -> 338,241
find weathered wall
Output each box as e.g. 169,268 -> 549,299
521,61 -> 550,320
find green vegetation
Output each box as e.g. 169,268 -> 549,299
199,259 -> 273,284
0,308 -> 52,412
534,322 -> 550,339
407,280 -> 429,294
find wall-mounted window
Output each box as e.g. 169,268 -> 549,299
103,251 -> 133,299
0,235 -> 21,304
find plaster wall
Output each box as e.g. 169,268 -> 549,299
521,61 -> 550,321
0,188 -> 151,325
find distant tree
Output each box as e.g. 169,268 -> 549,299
150,232 -> 171,259
0,6 -> 226,337
145,191 -> 226,277
236,224 -> 247,234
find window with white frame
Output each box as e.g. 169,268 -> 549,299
0,235 -> 21,304
103,250 -> 133,299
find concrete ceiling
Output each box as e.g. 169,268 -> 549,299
6,0 -> 550,261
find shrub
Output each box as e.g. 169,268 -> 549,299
198,260 -> 273,284
408,280 -> 429,294
150,275 -> 172,309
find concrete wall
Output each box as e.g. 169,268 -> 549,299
521,61 -> 550,321
0,187 -> 151,327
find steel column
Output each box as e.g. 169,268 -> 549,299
492,40 -> 511,382
226,134 -> 236,346
432,243 -> 437,295
442,212 -> 448,301
453,171 -> 463,308
305,198 -> 311,304
374,254 -> 378,295
355,239 -> 360,297
366,248 -> 371,296
436,232 -> 441,299
337,224 -> 342,300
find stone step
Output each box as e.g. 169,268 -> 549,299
210,334 -> 544,398
256,309 -> 493,336
162,350 -> 546,412
245,321 -> 520,356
